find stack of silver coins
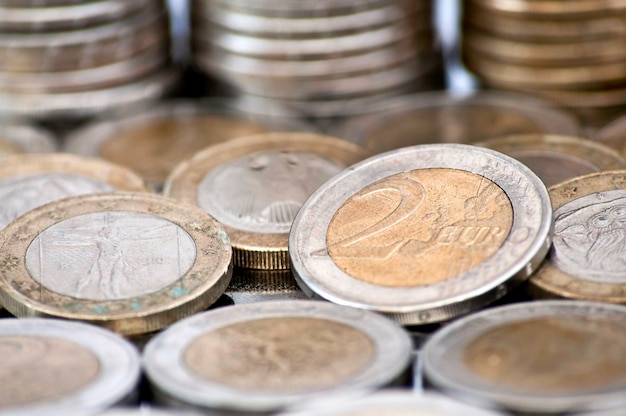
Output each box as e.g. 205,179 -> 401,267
0,0 -> 177,120
462,0 -> 626,127
191,0 -> 443,117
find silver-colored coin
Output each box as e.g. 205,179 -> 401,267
0,7 -> 167,73
334,91 -> 582,152
204,0 -> 415,17
423,301 -> 626,413
0,45 -> 168,94
143,300 -> 412,414
196,2 -> 429,37
0,0 -> 156,32
289,144 -> 552,325
0,69 -> 179,119
280,391 -> 507,416
225,269 -> 308,304
0,318 -> 140,415
0,121 -> 57,153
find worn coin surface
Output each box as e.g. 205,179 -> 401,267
290,144 -> 552,324
165,132 -> 370,270
0,318 -> 140,415
143,300 -> 412,413
529,170 -> 626,301
475,135 -> 626,187
334,91 -> 581,153
423,301 -> 626,413
0,192 -> 232,335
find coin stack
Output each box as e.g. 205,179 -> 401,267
0,0 -> 176,120
191,0 -> 443,118
462,0 -> 626,126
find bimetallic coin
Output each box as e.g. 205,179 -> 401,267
165,133 -> 371,270
475,135 -> 626,187
334,92 -> 581,153
0,192 -> 232,335
0,318 -> 140,415
225,269 -> 307,304
289,144 -> 552,324
280,391 -> 506,416
143,300 -> 412,414
529,170 -> 626,301
423,301 -> 626,413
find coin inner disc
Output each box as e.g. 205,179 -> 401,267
0,335 -> 99,408
198,151 -> 344,234
183,317 -> 374,393
327,168 -> 513,287
25,211 -> 197,301
462,317 -> 626,394
552,190 -> 626,283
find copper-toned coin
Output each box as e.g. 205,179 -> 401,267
423,301 -> 626,413
64,100 -> 310,190
475,135 -> 626,187
0,192 -> 232,335
529,170 -> 626,302
165,132 -> 370,270
143,300 -> 412,414
289,144 -> 552,324
0,318 -> 140,414
225,268 -> 307,304
334,91 -> 581,153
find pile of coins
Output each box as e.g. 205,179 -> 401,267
0,0 -> 176,119
462,0 -> 626,126
190,0 -> 443,117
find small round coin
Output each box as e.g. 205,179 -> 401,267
165,132 -> 370,270
0,192 -> 232,335
529,170 -> 626,301
475,134 -> 626,187
0,318 -> 140,415
289,144 -> 552,324
143,300 -> 412,414
423,301 -> 626,413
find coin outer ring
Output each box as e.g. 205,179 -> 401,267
0,318 -> 140,415
289,144 -> 552,324
422,300 -> 626,413
529,170 -> 626,301
0,192 -> 233,335
143,300 -> 413,413
164,132 -> 371,270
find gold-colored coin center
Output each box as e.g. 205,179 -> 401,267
184,317 -> 374,393
0,336 -> 100,408
463,317 -> 626,393
327,168 -> 513,287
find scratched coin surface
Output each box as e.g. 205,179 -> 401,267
165,133 -> 370,269
423,301 -> 626,413
0,192 -> 232,335
530,170 -> 626,301
0,318 -> 139,415
476,135 -> 626,187
144,300 -> 411,413
290,144 -> 552,324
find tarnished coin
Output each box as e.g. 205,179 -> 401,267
64,100 -> 311,190
165,132 -> 370,270
529,170 -> 626,302
289,144 -> 552,324
225,269 -> 307,304
475,135 -> 626,187
423,301 -> 626,413
0,192 -> 232,335
0,318 -> 140,415
334,91 -> 581,153
0,122 -> 57,153
143,300 -> 412,414
280,391 -> 506,416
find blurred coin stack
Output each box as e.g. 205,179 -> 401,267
462,0 -> 626,127
191,0 -> 443,118
0,0 -> 177,120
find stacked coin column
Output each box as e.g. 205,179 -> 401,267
0,0 -> 175,120
462,0 -> 626,127
191,0 -> 443,118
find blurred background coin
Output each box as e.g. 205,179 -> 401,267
224,269 -> 307,304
